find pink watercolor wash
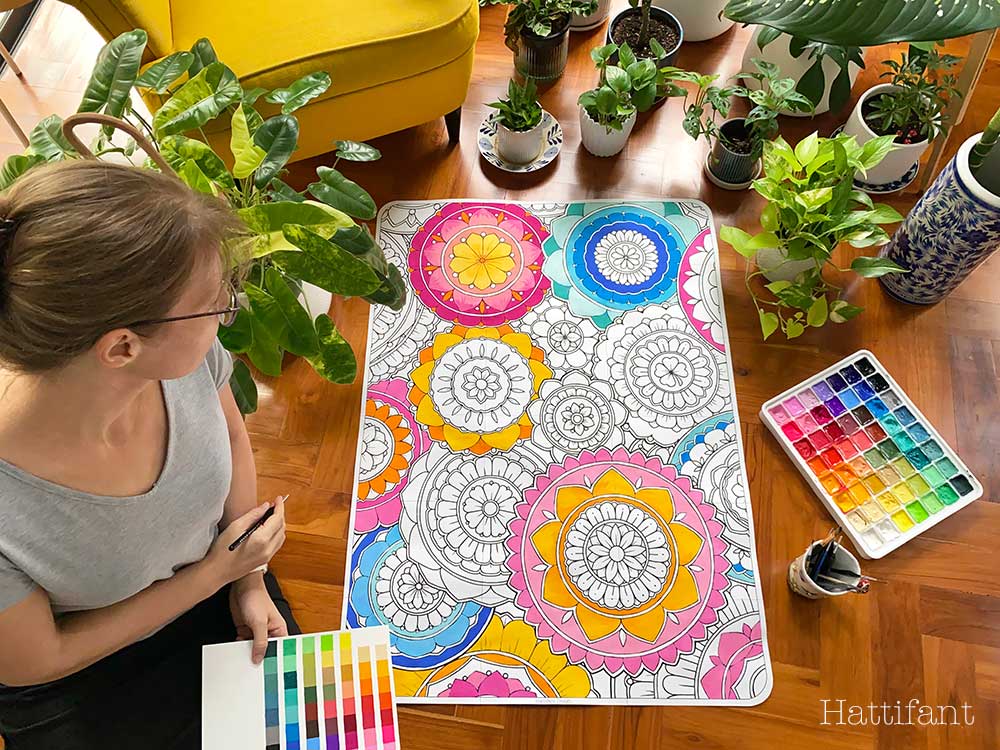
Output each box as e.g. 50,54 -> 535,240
678,227 -> 726,353
408,202 -> 551,326
699,621 -> 764,700
441,671 -> 538,699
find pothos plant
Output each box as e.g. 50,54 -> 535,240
578,42 -> 681,131
719,133 -> 907,340
0,30 -> 405,414
483,0 -> 598,52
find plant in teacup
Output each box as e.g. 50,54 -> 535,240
842,43 -> 962,191
719,132 -> 907,340
488,78 -> 547,164
668,58 -> 813,189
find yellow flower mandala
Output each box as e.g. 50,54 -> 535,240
449,232 -> 516,290
408,325 -> 551,454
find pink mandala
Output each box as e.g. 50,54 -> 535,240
408,202 -> 551,325
507,447 -> 730,676
678,227 -> 726,352
354,379 -> 429,533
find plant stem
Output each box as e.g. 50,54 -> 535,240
639,0 -> 652,50
970,105 -> 1000,175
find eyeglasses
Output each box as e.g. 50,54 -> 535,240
128,280 -> 241,328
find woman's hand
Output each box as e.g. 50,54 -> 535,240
203,497 -> 286,589
230,574 -> 288,663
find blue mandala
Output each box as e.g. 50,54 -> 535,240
542,204 -> 685,327
346,526 -> 491,669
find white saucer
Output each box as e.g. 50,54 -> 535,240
478,110 -> 563,174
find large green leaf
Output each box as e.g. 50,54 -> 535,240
0,153 -> 44,189
230,105 -> 266,179
724,0 -> 1000,46
307,167 -> 376,220
177,159 -> 218,195
265,72 -> 331,114
152,62 -> 241,138
272,224 -> 382,296
246,314 -> 283,376
28,115 -> 76,161
188,38 -> 218,77
228,358 -> 258,415
243,270 -> 320,358
253,115 -> 299,189
307,314 -> 357,384
78,29 -> 147,117
334,140 -> 381,162
134,52 -> 193,94
237,200 -> 353,257
850,256 -> 908,277
159,135 -> 235,189
217,308 -> 253,353
269,178 -> 306,202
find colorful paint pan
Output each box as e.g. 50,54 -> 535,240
760,350 -> 983,558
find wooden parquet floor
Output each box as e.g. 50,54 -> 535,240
5,2 -> 999,748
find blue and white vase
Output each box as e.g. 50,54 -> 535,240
880,133 -> 1000,304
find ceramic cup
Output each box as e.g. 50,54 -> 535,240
496,119 -> 546,164
579,106 -> 636,157
787,540 -> 861,599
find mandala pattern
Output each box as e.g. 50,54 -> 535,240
542,203 -> 685,327
349,201 -> 770,705
409,325 -> 551,454
355,379 -> 430,532
409,203 -> 551,325
678,228 -> 726,352
595,304 -> 729,443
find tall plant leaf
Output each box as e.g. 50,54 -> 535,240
230,105 -> 266,179
228,359 -> 258,415
246,314 -> 283,376
237,200 -> 353,257
217,309 -> 253,353
177,159 -> 218,195
242,270 -> 320,357
334,140 -> 381,162
272,225 -> 382,296
265,72 -> 331,114
724,0 -> 1000,46
0,153 -> 44,189
307,167 -> 376,220
159,135 -> 235,189
269,178 -> 306,203
27,115 -> 76,161
134,52 -> 193,94
78,29 -> 147,117
253,115 -> 299,189
307,314 -> 357,384
152,62 -> 241,138
188,38 -> 218,77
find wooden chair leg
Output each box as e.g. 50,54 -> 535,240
444,106 -> 461,144
0,96 -> 28,147
0,40 -> 22,79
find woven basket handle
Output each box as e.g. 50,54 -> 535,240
61,113 -> 174,174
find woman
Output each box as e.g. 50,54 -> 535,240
0,160 -> 295,748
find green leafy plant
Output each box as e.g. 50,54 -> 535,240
488,78 -> 543,131
719,132 -> 907,340
867,43 -> 962,144
483,0 -> 598,52
724,0 -> 1000,47
579,42 -> 682,126
753,30 -> 864,112
969,105 -> 1000,179
0,31 -> 405,414
668,58 -> 813,158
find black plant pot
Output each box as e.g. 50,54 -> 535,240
606,7 -> 683,68
706,118 -> 761,190
516,14 -> 571,80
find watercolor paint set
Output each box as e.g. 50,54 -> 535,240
202,626 -> 398,750
760,350 -> 982,559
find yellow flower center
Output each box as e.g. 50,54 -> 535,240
449,232 -> 516,290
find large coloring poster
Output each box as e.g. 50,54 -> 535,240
342,201 -> 773,705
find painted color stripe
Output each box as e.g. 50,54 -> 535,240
302,637 -> 321,750
375,644 -> 396,749
283,638 -> 301,750
359,646 -> 376,750
321,634 -> 339,750
263,640 -> 281,750
340,632 -> 358,750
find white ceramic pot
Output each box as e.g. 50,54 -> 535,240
579,105 -> 636,157
843,84 -> 929,191
570,0 -> 613,30
298,281 -> 332,317
496,118 -> 546,164
740,27 -> 862,116
653,0 -> 733,42
755,246 -> 815,282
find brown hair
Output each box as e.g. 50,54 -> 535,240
0,160 -> 243,372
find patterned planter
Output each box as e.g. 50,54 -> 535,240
516,15 -> 571,80
579,105 -> 636,157
705,119 -> 761,190
880,134 -> 1000,304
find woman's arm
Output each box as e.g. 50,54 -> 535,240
0,500 -> 285,686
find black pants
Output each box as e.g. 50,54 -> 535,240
0,573 -> 300,749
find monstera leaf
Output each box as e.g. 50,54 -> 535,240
724,0 -> 1000,46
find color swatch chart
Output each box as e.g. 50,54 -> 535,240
760,351 -> 982,558
203,626 -> 398,750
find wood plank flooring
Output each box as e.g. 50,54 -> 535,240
3,2 -> 999,748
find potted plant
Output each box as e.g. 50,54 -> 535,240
669,58 -> 813,189
718,132 -> 906,340
608,0 -> 683,67
879,110 -> 1000,304
843,43 -> 961,193
570,0 -> 613,31
487,77 -> 547,164
485,0 -> 599,80
654,0 -> 734,42
3,30 -> 406,414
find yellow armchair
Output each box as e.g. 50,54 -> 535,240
62,0 -> 479,160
